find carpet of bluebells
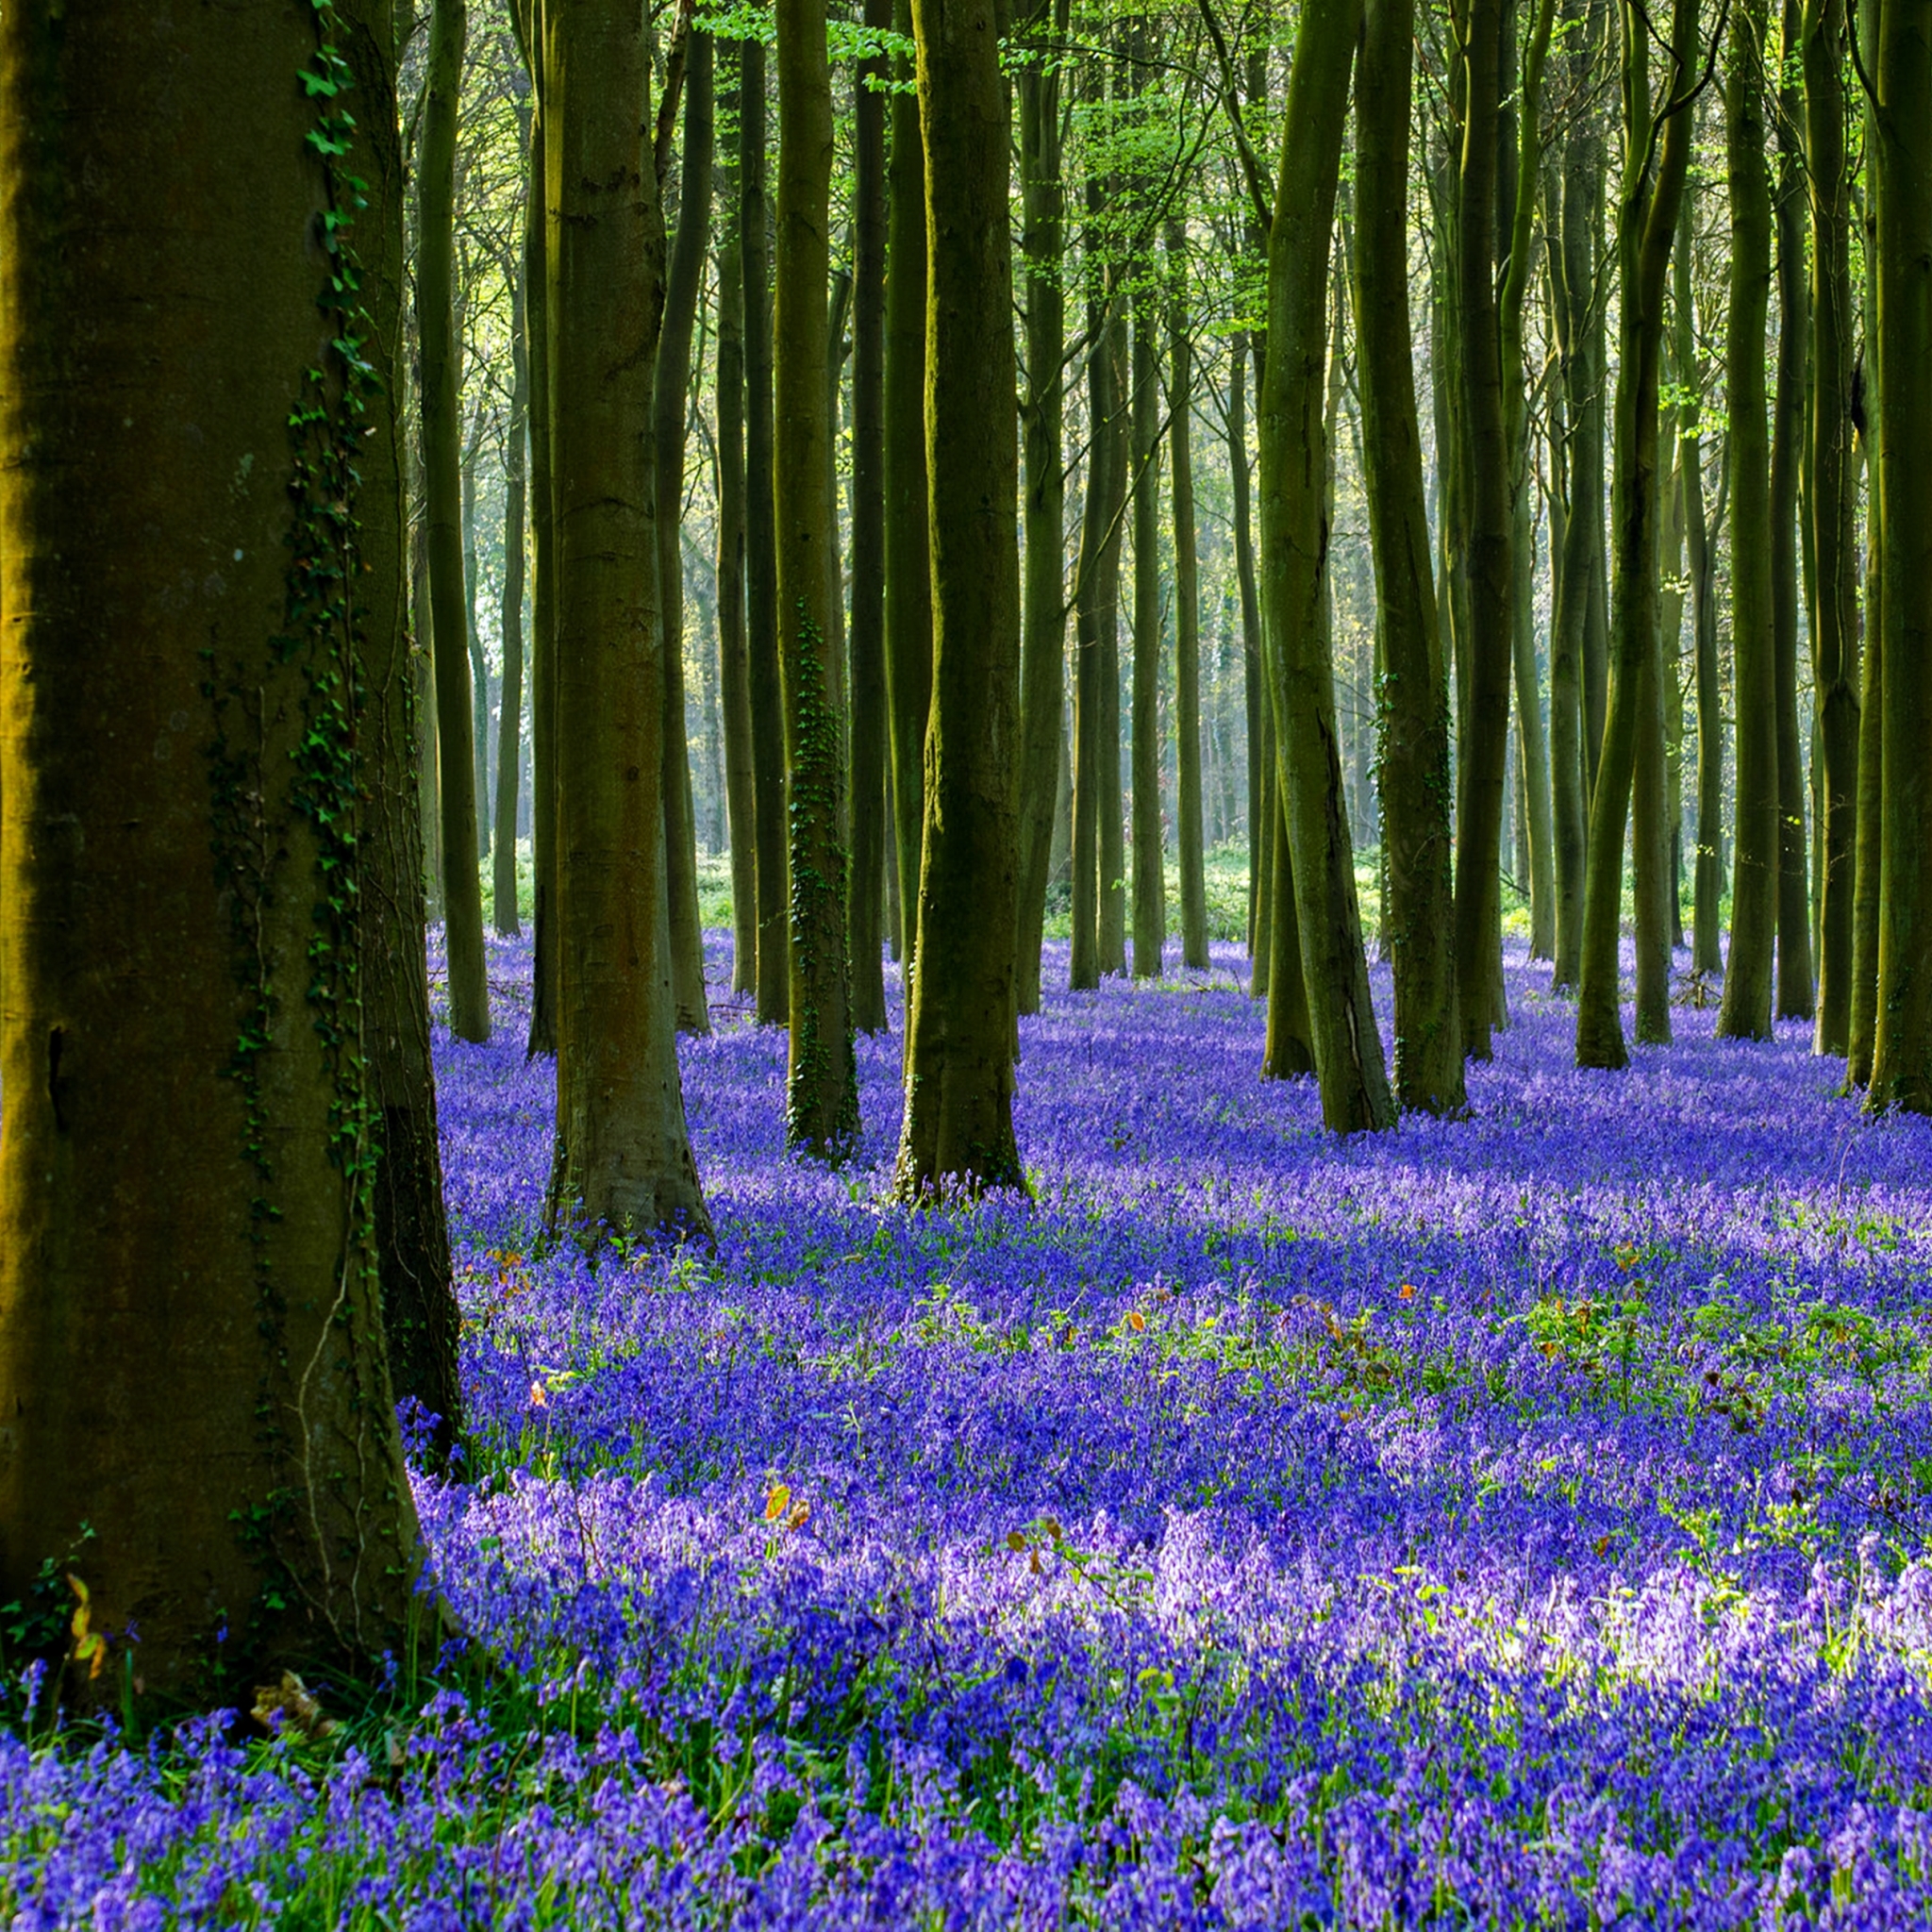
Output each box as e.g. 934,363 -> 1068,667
10,931 -> 1932,1928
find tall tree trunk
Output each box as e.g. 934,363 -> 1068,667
775,0 -> 858,1158
543,0 -> 709,1237
1869,0 -> 1932,1110
1806,0 -> 1859,1057
1772,0 -> 1815,1021
1452,0 -> 1515,1060
1232,335 -> 1265,971
1259,0 -> 1391,1132
1169,217 -> 1209,972
1575,0 -> 1696,1068
494,208 -> 529,941
1130,284 -> 1166,978
1719,0 -> 1779,1043
1500,0 -> 1558,967
462,433 -> 491,867
420,0 -> 491,1041
0,0 -> 426,1696
656,29 -> 716,1036
883,0 -> 933,999
1097,305 -> 1130,979
1356,0 -> 1465,1113
848,0 -> 891,1033
895,0 -> 1025,1195
715,82 -> 758,1001
743,40 -> 789,1025
346,0 -> 461,1467
1015,0 -> 1070,1016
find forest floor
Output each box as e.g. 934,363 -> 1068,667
9,934 -> 1932,1927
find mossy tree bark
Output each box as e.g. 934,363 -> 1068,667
1574,0 -> 1697,1069
1097,305 -> 1132,980
743,40 -> 789,1027
894,0 -> 1025,1197
715,65 -> 758,1000
542,0 -> 708,1239
1805,0 -> 1860,1058
1718,0 -> 1779,1045
1258,0 -> 1391,1133
345,0 -> 462,1465
655,29 -> 715,1037
421,0 -> 491,1041
1168,216 -> 1209,973
1868,0 -> 1932,1111
882,0 -> 933,998
1355,0 -> 1465,1115
847,0 -> 891,1035
1014,0 -> 1070,1017
1130,284 -> 1166,980
0,0 -> 426,1698
1229,334 -> 1267,981
775,0 -> 858,1159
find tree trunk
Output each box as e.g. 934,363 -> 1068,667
848,0 -> 891,1034
1451,0 -> 1515,1061
656,29 -> 716,1036
715,76 -> 758,1001
1169,217 -> 1210,972
524,91 -> 558,1055
883,0 -> 933,999
1356,0 -> 1465,1113
1130,284 -> 1166,979
420,0 -> 491,1041
1806,0 -> 1859,1058
1869,0 -> 1932,1110
1575,0 -> 1696,1068
1097,305 -> 1130,979
895,0 -> 1025,1196
462,431 -> 491,869
1259,0 -> 1391,1133
1232,335 -> 1265,972
775,0 -> 858,1158
0,0 -> 426,1696
1718,0 -> 1779,1044
1772,0 -> 1815,1022
1014,0 -> 1071,1017
543,0 -> 709,1238
494,189 -> 529,941
743,40 -> 789,1026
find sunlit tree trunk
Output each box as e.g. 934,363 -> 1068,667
895,0 -> 1025,1195
0,0 -> 425,1697
543,0 -> 708,1236
494,178 -> 529,941
1169,216 -> 1209,973
420,0 -> 491,1041
1130,284 -> 1166,979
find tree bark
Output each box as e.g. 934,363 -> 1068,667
743,39 -> 789,1026
1130,284 -> 1165,979
543,0 -> 709,1237
1718,0 -> 1779,1043
1806,0 -> 1859,1057
775,0 -> 858,1158
1574,0 -> 1696,1068
848,0 -> 891,1034
1259,0 -> 1391,1132
883,0 -> 933,1000
0,0 -> 426,1696
1169,217 -> 1209,972
1356,0 -> 1465,1114
420,0 -> 491,1041
1869,0 -> 1932,1110
895,0 -> 1025,1196
656,29 -> 715,1036
715,72 -> 758,1000
1014,0 -> 1070,1016
494,186 -> 529,940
